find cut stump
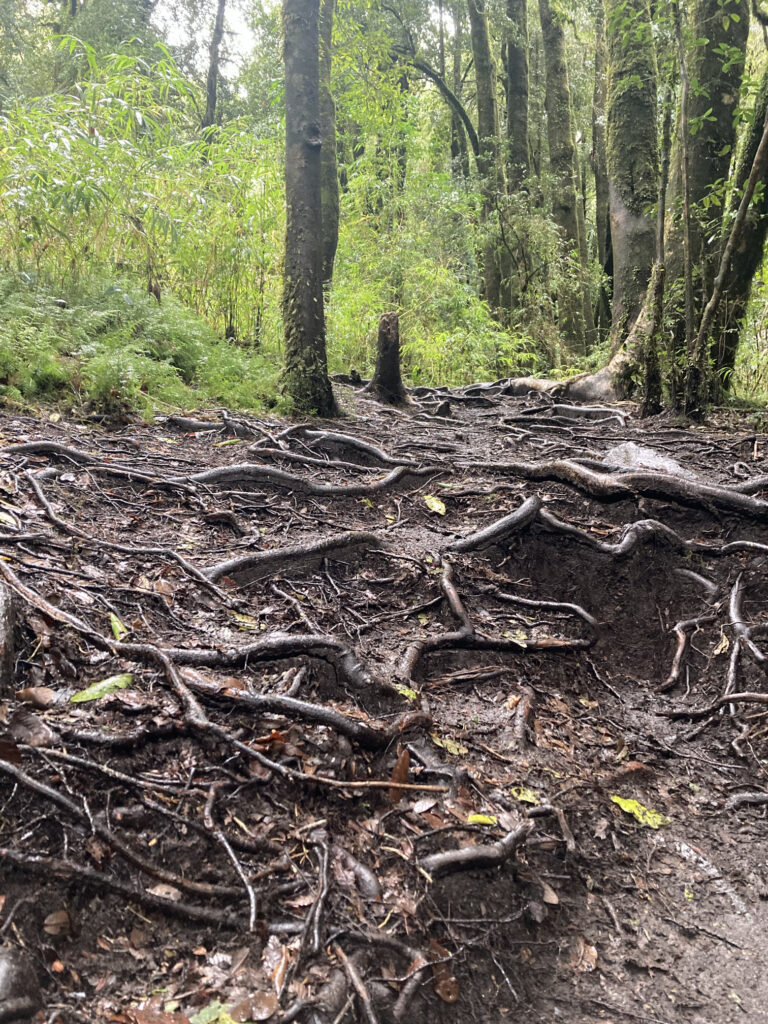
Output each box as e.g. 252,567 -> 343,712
368,312 -> 408,405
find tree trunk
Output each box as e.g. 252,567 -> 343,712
604,0 -> 657,351
202,0 -> 227,132
538,0 -> 592,351
666,0 -> 749,350
592,1 -> 611,341
504,0 -> 529,188
450,0 -> 471,177
319,0 -> 339,285
281,0 -> 337,417
711,64 -> 768,387
685,109 -> 768,415
467,0 -> 504,314
369,313 -> 407,404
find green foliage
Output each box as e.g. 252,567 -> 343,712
0,273 -> 280,416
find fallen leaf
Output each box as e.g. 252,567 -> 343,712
568,935 -> 598,972
510,785 -> 539,805
109,613 -> 128,641
424,495 -> 447,516
129,1011 -> 192,1024
15,687 -> 57,709
44,909 -> 72,936
428,940 -> 460,1003
71,673 -> 133,704
713,633 -> 730,655
147,883 -> 182,902
389,747 -> 410,803
235,991 -> 279,1021
9,708 -> 55,747
610,795 -> 670,829
430,732 -> 468,756
540,880 -> 559,905
467,814 -> 498,826
0,738 -> 22,763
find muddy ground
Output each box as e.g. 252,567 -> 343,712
1,380 -> 767,1024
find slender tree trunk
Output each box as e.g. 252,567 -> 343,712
604,0 -> 658,352
504,0 -> 529,188
281,0 -> 337,417
592,1 -> 611,340
319,0 -> 339,285
202,0 -> 227,132
450,0 -> 471,177
467,0 -> 504,314
538,0 -> 592,351
685,110 -> 768,415
711,64 -> 768,388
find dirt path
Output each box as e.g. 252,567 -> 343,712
0,383 -> 767,1024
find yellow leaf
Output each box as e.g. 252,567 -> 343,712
396,684 -> 419,701
430,732 -> 468,755
713,633 -> 730,655
231,611 -> 261,631
610,795 -> 670,829
424,494 -> 447,516
467,813 -> 498,826
213,439 -> 242,447
510,785 -> 540,805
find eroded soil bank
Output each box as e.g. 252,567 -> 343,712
1,382 -> 767,1024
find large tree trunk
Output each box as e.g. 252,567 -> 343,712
450,0 -> 471,177
666,0 -> 749,345
604,0 -> 658,350
202,0 -> 227,132
538,0 -> 593,351
504,0 -> 529,188
319,0 -> 339,286
281,0 -> 337,417
467,0 -> 504,314
711,64 -> 768,387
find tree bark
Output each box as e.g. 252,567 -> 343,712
538,0 -> 593,351
666,0 -> 749,351
504,0 -> 529,188
467,0 -> 504,314
685,109 -> 768,415
281,0 -> 337,417
711,64 -> 768,386
369,313 -> 407,404
604,0 -> 658,351
202,0 -> 227,132
592,0 -> 611,340
319,0 -> 339,285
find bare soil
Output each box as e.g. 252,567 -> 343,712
1,381 -> 767,1024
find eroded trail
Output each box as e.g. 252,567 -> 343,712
1,384 -> 767,1024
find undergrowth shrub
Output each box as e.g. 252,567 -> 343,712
0,273 -> 282,416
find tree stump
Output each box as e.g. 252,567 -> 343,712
368,312 -> 407,405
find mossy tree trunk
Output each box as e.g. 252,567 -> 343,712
666,0 -> 749,352
504,0 -> 529,189
319,0 -> 339,286
538,0 -> 593,352
711,64 -> 768,390
467,0 -> 504,315
604,0 -> 658,351
281,0 -> 337,417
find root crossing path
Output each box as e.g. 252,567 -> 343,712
1,384 -> 767,1024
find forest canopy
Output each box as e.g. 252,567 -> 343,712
1,0 -> 768,416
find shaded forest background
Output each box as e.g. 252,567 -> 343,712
2,0 -> 768,417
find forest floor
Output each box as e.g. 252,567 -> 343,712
1,380 -> 768,1024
